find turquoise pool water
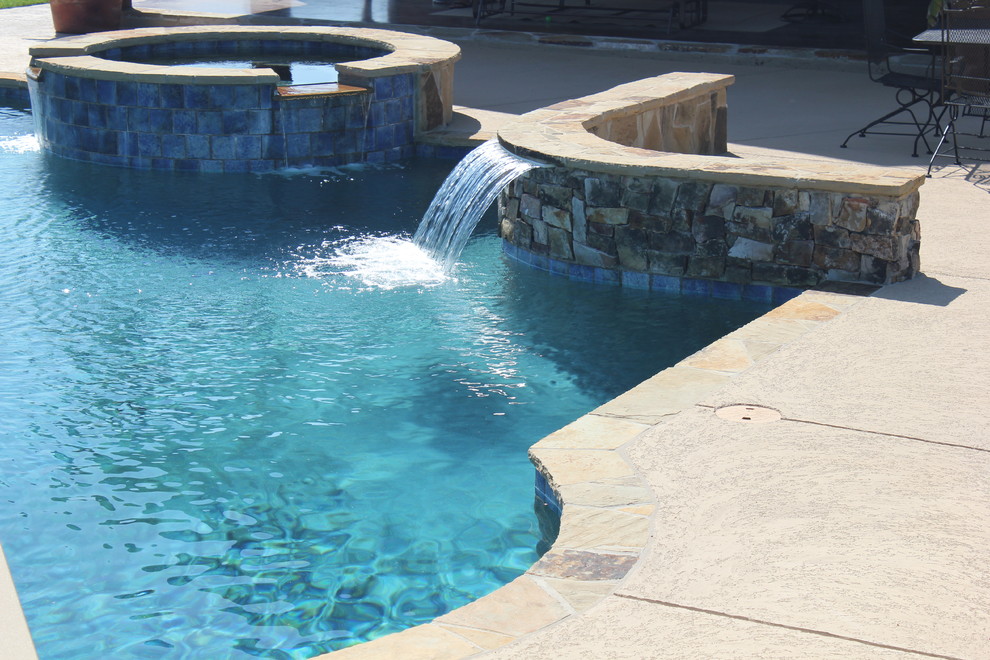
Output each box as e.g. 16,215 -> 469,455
0,105 -> 771,658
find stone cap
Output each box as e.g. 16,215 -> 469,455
497,73 -> 925,198
28,25 -> 461,84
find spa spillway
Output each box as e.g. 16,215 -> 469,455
27,26 -> 459,172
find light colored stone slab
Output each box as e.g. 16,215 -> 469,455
529,448 -> 635,485
485,595 -> 924,659
620,407 -> 990,659
0,544 -> 37,660
537,576 -> 618,613
318,623 -> 479,660
435,624 -> 516,651
555,477 -> 653,508
554,506 -> 651,552
532,414 -> 649,450
593,366 -> 733,423
436,575 -> 570,638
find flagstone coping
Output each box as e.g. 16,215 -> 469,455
28,25 -> 460,83
319,287 -> 866,659
496,73 -> 924,197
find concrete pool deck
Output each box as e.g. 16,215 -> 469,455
1,4 -> 988,659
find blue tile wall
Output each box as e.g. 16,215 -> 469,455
33,39 -> 419,171
504,240 -> 804,302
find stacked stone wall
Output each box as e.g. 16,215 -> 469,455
499,166 -> 921,288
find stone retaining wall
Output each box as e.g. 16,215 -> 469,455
497,73 -> 925,289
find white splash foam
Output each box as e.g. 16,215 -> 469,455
0,134 -> 39,154
297,235 -> 449,289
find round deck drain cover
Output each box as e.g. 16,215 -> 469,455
715,405 -> 781,423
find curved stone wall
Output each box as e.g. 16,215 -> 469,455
26,26 -> 459,171
497,73 -> 925,290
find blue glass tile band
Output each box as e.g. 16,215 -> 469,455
504,240 -> 803,301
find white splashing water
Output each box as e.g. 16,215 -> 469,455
413,139 -> 544,272
0,134 -> 39,154
296,235 -> 449,290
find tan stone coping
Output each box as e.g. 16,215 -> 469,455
320,287 -> 866,659
28,25 -> 460,84
0,543 -> 37,660
497,72 -> 925,198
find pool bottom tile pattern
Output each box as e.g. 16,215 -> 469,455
321,288 -> 866,659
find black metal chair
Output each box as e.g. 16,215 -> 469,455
841,0 -> 942,157
927,0 -> 990,174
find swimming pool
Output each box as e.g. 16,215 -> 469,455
0,104 -> 771,658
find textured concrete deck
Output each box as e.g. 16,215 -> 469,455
1,4 -> 988,659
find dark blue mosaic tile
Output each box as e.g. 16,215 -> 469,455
742,284 -> 773,303
64,76 -> 80,99
261,135 -> 286,161
393,74 -> 414,97
183,85 -> 211,110
319,106 -> 345,132
246,110 -> 272,134
531,253 -> 550,272
502,240 -> 518,260
334,130 -> 359,154
285,133 -> 311,160
200,159 -> 224,173
159,84 -> 184,109
369,101 -> 385,127
134,83 -> 159,107
69,101 -> 89,126
375,125 -> 394,151
46,72 -> 66,97
161,134 -> 186,159
400,94 -> 415,116
95,80 -> 116,104
77,77 -> 98,103
222,110 -> 249,135
711,281 -> 743,300
234,135 -> 262,160
311,131 -> 335,155
86,104 -> 108,129
372,76 -> 393,99
549,257 -> 570,277
385,99 -> 403,124
116,82 -> 139,107
224,159 -> 250,173
147,108 -> 173,133
772,286 -> 802,304
185,134 -> 211,159
174,159 -> 201,172
197,111 -> 223,135
172,110 -> 196,134
365,150 -> 385,164
570,263 -> 596,282
681,278 -> 713,297
399,144 -> 415,159
88,151 -> 128,167
128,156 -> 152,169
345,103 -> 368,129
150,157 -> 172,170
594,268 -> 621,286
126,107 -> 150,132
136,132 -> 161,158
249,159 -> 275,173
650,274 -> 682,294
210,135 -> 236,160
282,107 -> 322,133
622,270 -> 650,289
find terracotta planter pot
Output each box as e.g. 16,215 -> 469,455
49,0 -> 122,34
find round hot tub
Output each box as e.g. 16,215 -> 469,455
27,26 -> 460,172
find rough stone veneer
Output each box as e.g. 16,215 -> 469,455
497,73 -> 926,288
26,26 -> 459,171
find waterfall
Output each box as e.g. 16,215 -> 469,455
414,139 -> 544,272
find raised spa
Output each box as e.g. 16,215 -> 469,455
26,26 -> 459,171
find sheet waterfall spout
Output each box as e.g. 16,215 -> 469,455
414,139 -> 545,272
